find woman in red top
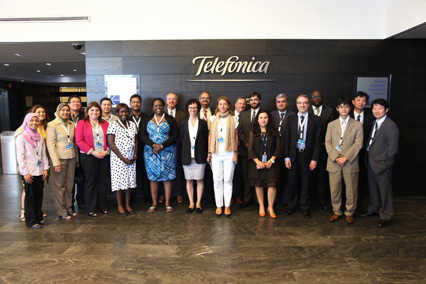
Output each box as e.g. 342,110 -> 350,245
76,101 -> 110,217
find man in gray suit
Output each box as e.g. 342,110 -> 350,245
309,89 -> 335,210
362,99 -> 399,227
270,93 -> 295,205
325,97 -> 363,224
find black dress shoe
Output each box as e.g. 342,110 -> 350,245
284,209 -> 294,216
195,207 -> 203,214
303,211 -> 311,218
378,219 -> 389,227
127,210 -> 136,215
186,207 -> 194,214
320,204 -> 328,210
238,202 -> 253,209
117,210 -> 127,216
361,211 -> 379,217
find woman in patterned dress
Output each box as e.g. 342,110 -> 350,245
107,103 -> 137,216
140,98 -> 178,213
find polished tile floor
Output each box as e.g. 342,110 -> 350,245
1,173 -> 425,283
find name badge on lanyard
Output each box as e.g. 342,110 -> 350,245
261,132 -> 268,162
217,116 -> 227,143
62,123 -> 73,149
92,120 -> 103,147
35,141 -> 42,166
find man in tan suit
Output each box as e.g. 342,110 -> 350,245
325,97 -> 363,224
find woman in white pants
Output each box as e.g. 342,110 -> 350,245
207,96 -> 239,217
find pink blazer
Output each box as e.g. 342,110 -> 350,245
76,120 -> 109,154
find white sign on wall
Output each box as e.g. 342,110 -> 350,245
357,76 -> 390,108
105,75 -> 139,106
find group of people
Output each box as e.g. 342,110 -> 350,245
16,90 -> 399,229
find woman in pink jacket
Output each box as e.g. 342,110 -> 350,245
76,101 -> 110,217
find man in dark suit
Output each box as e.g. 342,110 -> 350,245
270,93 -> 295,205
309,89 -> 335,210
284,94 -> 321,218
129,94 -> 150,204
231,96 -> 247,205
159,92 -> 188,204
238,92 -> 263,208
349,91 -> 374,214
362,99 -> 399,227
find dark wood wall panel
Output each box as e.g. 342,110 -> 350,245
85,39 -> 426,196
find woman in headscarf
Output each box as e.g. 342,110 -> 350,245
46,103 -> 79,220
16,104 -> 50,222
208,96 -> 239,217
16,113 -> 50,228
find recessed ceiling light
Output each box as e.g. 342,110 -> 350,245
21,80 -> 24,82
73,69 -> 77,72
60,74 -> 64,76
37,70 -> 41,73
4,63 -> 10,66
14,54 -> 24,57
45,63 -> 51,66
80,52 -> 86,55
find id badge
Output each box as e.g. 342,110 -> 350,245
191,146 -> 195,150
335,145 -> 341,152
66,144 -> 73,150
96,142 -> 103,147
37,160 -> 42,166
218,137 -> 224,143
297,139 -> 305,148
262,155 -> 267,163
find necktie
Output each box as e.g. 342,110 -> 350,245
357,115 -> 361,122
374,121 -> 378,136
203,109 -> 207,121
280,112 -> 284,121
252,110 -> 256,124
314,107 -> 319,116
342,120 -> 347,137
299,115 -> 305,139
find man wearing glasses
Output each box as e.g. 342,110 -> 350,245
284,94 -> 321,219
68,95 -> 85,209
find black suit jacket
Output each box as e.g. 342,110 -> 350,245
308,104 -> 334,143
180,119 -> 208,165
350,109 -> 374,147
129,112 -> 147,154
168,109 -> 188,147
238,108 -> 265,156
284,113 -> 321,163
270,109 -> 296,146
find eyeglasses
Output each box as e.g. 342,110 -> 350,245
311,96 -> 322,99
69,101 -> 81,105
296,102 -> 309,105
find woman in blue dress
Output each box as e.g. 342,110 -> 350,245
140,98 -> 179,213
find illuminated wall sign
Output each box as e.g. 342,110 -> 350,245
192,56 -> 270,77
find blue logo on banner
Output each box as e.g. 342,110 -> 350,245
111,95 -> 120,107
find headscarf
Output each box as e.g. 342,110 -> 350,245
18,113 -> 40,148
55,103 -> 70,125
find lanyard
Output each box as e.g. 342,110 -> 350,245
298,115 -> 307,140
61,123 -> 71,143
261,132 -> 268,155
278,111 -> 286,134
118,120 -> 132,137
132,116 -> 141,130
154,113 -> 165,133
216,116 -> 228,138
91,120 -> 100,142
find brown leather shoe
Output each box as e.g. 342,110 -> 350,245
346,215 -> 354,224
158,196 -> 165,203
329,214 -> 341,222
230,199 -> 235,205
177,196 -> 183,203
236,198 -> 244,204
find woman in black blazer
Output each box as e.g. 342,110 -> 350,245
180,99 -> 208,214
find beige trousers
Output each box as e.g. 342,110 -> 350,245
329,169 -> 358,216
50,158 -> 75,217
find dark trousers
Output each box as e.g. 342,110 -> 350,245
73,156 -> 85,205
24,175 -> 44,227
135,155 -> 150,199
311,148 -> 329,205
277,157 -> 291,204
202,163 -> 214,200
357,149 -> 368,209
232,154 -> 244,199
80,154 -> 109,213
288,151 -> 311,212
367,163 -> 394,221
241,155 -> 254,203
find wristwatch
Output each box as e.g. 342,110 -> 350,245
270,159 -> 275,164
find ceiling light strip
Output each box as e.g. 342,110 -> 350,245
0,16 -> 90,22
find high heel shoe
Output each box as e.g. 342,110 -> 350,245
259,211 -> 266,217
267,208 -> 277,219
